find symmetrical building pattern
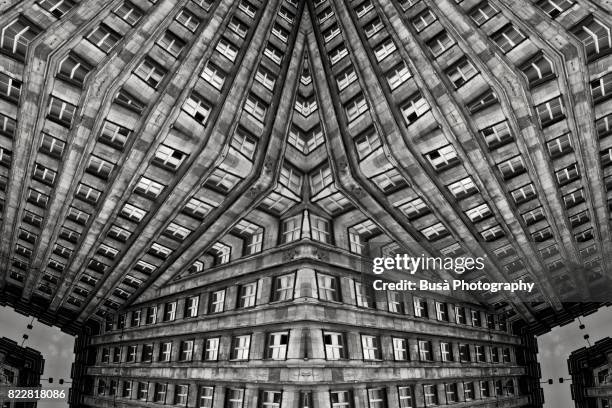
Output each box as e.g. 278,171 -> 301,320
0,0 -> 611,406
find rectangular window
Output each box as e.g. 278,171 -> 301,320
492,24 -> 526,53
398,386 -> 414,408
238,282 -> 257,308
163,301 -> 176,321
225,388 -> 245,408
159,342 -> 172,362
157,30 -> 185,57
367,388 -> 386,408
184,92 -> 211,124
174,384 -> 189,405
209,289 -> 225,313
393,338 -> 409,361
536,96 -> 565,127
427,31 -> 454,57
86,24 -> 120,53
176,8 -> 200,31
361,335 -> 381,360
203,337 -> 219,361
48,96 -> 76,127
179,340 -> 194,361
266,332 -> 288,360
324,331 -> 347,360
134,58 -> 165,88
441,342 -> 453,361
317,273 -> 340,301
446,57 -> 477,88
418,340 -> 432,361
470,1 -> 498,25
330,390 -> 352,408
134,176 -> 165,198
386,62 -> 411,90
401,92 -> 428,125
272,273 -> 295,301
231,335 -> 251,360
459,343 -> 471,361
114,2 -> 143,26
260,390 -> 282,408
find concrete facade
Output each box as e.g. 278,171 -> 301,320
568,337 -> 612,408
0,337 -> 44,408
0,0 -> 611,406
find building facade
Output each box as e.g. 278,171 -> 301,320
0,0 -> 611,406
568,337 -> 612,408
0,337 -> 45,408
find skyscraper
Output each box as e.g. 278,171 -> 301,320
0,0 -> 611,406
568,337 -> 612,408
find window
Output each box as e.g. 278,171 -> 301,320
0,17 -> 41,59
427,31 -> 454,57
163,301 -> 176,321
134,176 -> 164,198
157,31 -> 184,57
86,155 -> 113,180
498,156 -> 525,179
423,385 -> 438,405
448,177 -> 478,199
183,295 -> 199,318
38,0 -> 75,18
330,390 -> 352,408
345,93 -> 368,122
57,53 -> 90,85
32,163 -> 56,185
446,57 -> 477,88
572,17 -> 611,59
480,381 -> 491,397
336,66 -> 357,91
176,8 -> 200,31
435,302 -> 448,321
536,97 -> 565,127
355,0 -> 373,18
413,9 -> 436,32
569,210 -> 590,228
0,113 -> 16,138
260,390 -> 282,408
591,73 -> 612,102
86,24 -> 120,53
388,291 -> 404,314
141,344 -> 153,362
239,0 -> 257,17
425,145 -> 458,171
466,203 -> 492,223
272,22 -> 289,43
386,62 -> 411,90
154,383 -> 167,403
445,383 -> 458,403
492,24 -> 526,53
329,44 -> 348,65
361,335 -> 381,360
455,306 -> 466,324
481,224 -> 504,241
474,344 -> 486,362
184,92 -> 211,124
272,273 -> 295,301
556,163 -> 580,185
134,58 -> 165,88
563,188 -> 584,208
459,343 -> 471,361
420,223 -> 449,241
364,17 -> 383,38
48,96 -> 76,127
209,289 -> 225,313
75,183 -> 102,204
398,387 -> 414,408
255,65 -> 276,91
203,337 -> 219,361
310,215 -> 331,243
393,338 -> 409,360
323,22 -> 341,42
440,342 -> 453,361
122,380 -> 132,398
99,120 -> 131,149
238,282 -> 257,308
226,388 -> 245,408
264,43 -> 283,65
266,332 -> 288,360
317,273 -> 340,301
374,38 -> 397,61
511,183 -> 536,204
522,53 -> 554,86
174,384 -> 189,405
157,342 -> 172,362
231,335 -> 251,360
244,94 -> 267,123
418,340 -> 433,361
537,0 -> 574,18
120,203 -> 146,223
470,1 -> 498,25
401,92 -> 428,125
324,331 -> 347,359
145,306 -> 157,325
317,7 -> 333,23
114,1 -> 143,25
367,388 -> 386,408
179,340 -> 194,361
547,133 -> 572,157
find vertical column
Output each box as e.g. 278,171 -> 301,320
257,276 -> 272,304
294,268 -> 316,299
286,326 -> 304,359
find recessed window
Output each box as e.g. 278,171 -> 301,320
38,0 -> 76,18
448,176 -> 478,199
57,53 -> 90,85
536,0 -> 574,18
86,24 -> 120,53
469,1 -> 498,25
497,155 -> 526,180
134,58 -> 166,88
47,96 -> 76,127
374,38 -> 397,61
401,92 -> 428,125
114,1 -> 143,26
266,332 -> 288,360
492,24 -> 526,53
157,30 -> 185,57
39,133 -> 64,157
427,31 -> 454,57
230,335 -> 251,360
413,9 -> 436,32
571,17 -> 611,60
134,176 -> 164,198
176,8 -> 200,31
446,57 -> 477,88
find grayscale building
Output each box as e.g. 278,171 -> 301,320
0,337 -> 45,408
0,0 -> 611,407
568,337 -> 612,408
